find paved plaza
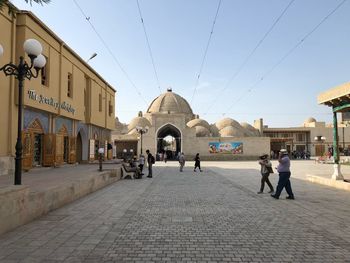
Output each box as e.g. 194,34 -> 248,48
1,160 -> 350,262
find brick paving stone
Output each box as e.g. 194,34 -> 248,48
0,162 -> 350,262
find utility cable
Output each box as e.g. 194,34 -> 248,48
222,0 -> 348,116
72,0 -> 148,105
136,0 -> 162,94
190,0 -> 222,105
204,0 -> 295,115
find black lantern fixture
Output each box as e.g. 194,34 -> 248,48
136,126 -> 149,155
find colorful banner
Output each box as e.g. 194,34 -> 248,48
209,142 -> 243,154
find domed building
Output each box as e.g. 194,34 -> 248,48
112,88 -> 269,160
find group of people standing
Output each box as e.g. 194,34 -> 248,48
258,149 -> 294,200
133,151 -> 202,178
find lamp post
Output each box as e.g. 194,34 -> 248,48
0,39 -> 46,185
136,126 -> 149,155
123,149 -> 127,162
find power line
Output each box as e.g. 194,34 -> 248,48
222,0 -> 348,116
72,0 -> 148,105
190,0 -> 222,105
136,0 -> 162,94
204,0 -> 295,115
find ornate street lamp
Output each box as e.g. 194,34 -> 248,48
136,126 -> 149,154
0,39 -> 46,185
314,136 -> 326,142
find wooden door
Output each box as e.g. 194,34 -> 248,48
315,144 -> 325,156
55,134 -> 64,165
22,131 -> 33,171
43,134 -> 55,166
68,136 -> 76,164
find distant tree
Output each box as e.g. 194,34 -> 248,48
0,0 -> 50,16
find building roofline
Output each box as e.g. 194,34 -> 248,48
15,9 -> 116,93
263,127 -> 311,132
318,82 -> 350,106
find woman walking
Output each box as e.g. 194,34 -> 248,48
194,153 -> 202,172
257,154 -> 274,194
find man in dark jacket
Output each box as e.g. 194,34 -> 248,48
146,149 -> 153,178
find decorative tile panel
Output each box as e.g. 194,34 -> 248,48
55,117 -> 72,136
24,109 -> 49,133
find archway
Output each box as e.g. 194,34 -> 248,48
156,124 -> 181,160
58,125 -> 69,163
23,118 -> 45,169
76,132 -> 82,163
77,128 -> 88,162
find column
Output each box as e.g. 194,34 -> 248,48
332,110 -> 343,180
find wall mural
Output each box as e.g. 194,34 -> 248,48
209,142 -> 243,154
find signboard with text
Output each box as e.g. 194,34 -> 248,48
27,89 -> 76,115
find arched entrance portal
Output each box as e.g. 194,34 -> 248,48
157,124 -> 181,160
76,132 -> 82,163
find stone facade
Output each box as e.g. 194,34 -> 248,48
0,5 -> 116,175
112,88 -> 269,160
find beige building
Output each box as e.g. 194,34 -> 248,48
112,88 -> 270,160
262,117 -> 350,158
0,5 -> 116,176
112,88 -> 350,161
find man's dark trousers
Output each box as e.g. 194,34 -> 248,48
275,171 -> 294,198
148,164 -> 153,177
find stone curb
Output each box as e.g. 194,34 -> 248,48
306,174 -> 350,191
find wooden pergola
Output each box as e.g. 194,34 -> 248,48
318,82 -> 350,180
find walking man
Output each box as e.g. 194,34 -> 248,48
271,149 -> 295,200
179,152 -> 185,172
146,149 -> 154,178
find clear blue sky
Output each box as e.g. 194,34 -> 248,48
9,0 -> 350,127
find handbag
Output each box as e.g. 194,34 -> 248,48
266,166 -> 274,174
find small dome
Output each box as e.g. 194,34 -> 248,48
304,117 -> 316,123
128,116 -> 152,132
219,126 -> 245,137
241,122 -> 260,136
216,118 -> 241,130
195,126 -> 210,137
147,89 -> 193,115
187,118 -> 210,130
209,124 -> 219,137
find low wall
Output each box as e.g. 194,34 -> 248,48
0,156 -> 14,176
306,174 -> 350,191
0,168 -> 122,235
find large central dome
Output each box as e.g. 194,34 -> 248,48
147,88 -> 194,115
